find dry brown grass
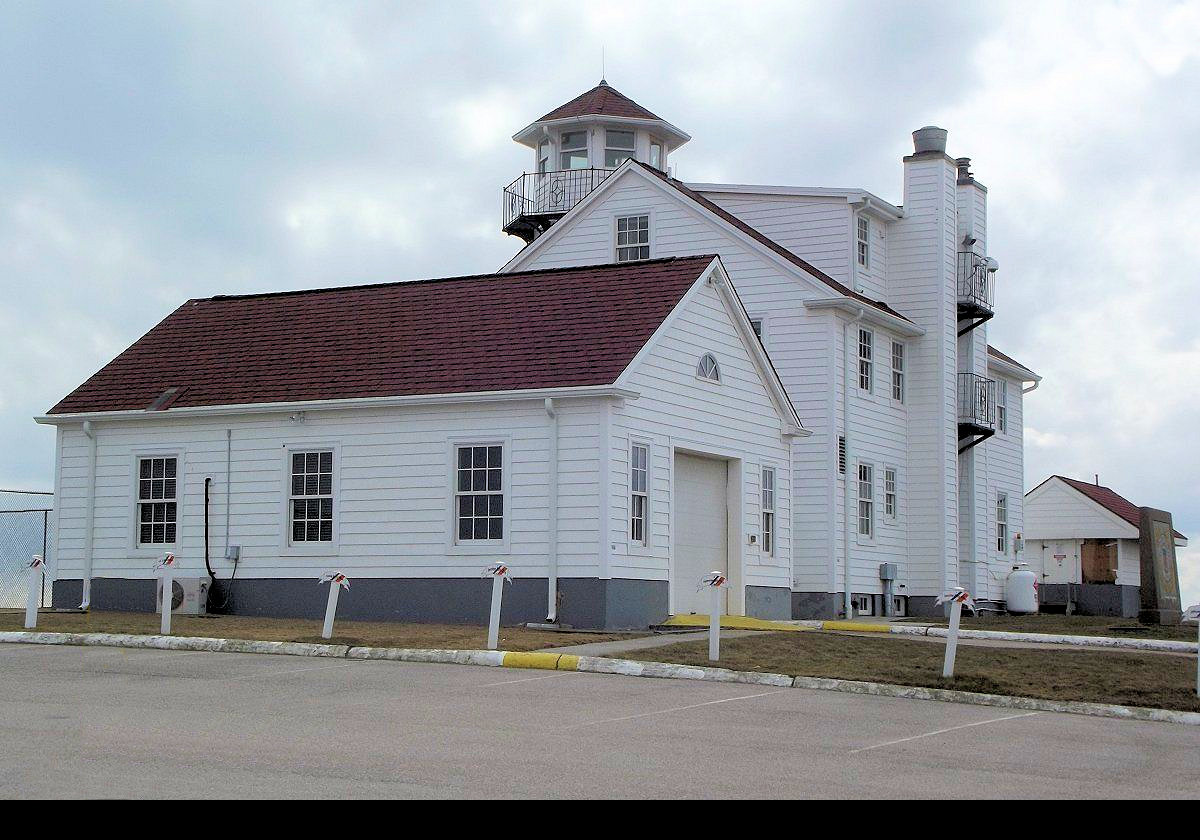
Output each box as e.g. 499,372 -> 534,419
0,610 -> 640,652
625,631 -> 1200,712
900,613 -> 1197,641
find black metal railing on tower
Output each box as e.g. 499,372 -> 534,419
958,373 -> 996,430
502,168 -> 614,242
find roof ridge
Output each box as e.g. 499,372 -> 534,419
202,254 -> 716,304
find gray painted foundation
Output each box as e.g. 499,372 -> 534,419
905,595 -> 944,618
745,586 -> 791,620
51,576 -> 668,630
791,591 -> 841,620
1039,583 -> 1139,618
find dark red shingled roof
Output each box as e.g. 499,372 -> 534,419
632,162 -> 914,324
1055,476 -> 1186,540
48,256 -> 719,415
539,81 -> 662,122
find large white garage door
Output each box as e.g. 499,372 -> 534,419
673,453 -> 728,615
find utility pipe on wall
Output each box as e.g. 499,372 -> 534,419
842,307 -> 865,619
544,398 -> 559,622
80,420 -> 97,610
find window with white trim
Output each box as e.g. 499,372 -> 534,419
996,492 -> 1008,554
857,463 -> 874,538
615,214 -> 650,262
137,456 -> 177,545
858,328 -> 873,392
630,443 -> 648,545
559,130 -> 588,169
604,129 -> 636,168
537,139 -> 550,174
884,467 -> 897,519
455,445 -> 504,541
749,319 -> 763,339
697,352 -> 721,382
289,451 -> 333,543
649,140 -> 663,170
761,467 -> 776,556
857,217 -> 870,268
997,379 -> 1008,433
891,340 -> 905,403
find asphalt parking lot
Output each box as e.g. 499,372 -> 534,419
2,643 -> 1197,798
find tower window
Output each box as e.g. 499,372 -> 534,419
857,217 -> 870,268
997,379 -> 1008,433
604,130 -> 636,168
537,139 -> 550,174
615,214 -> 650,262
857,463 -> 874,538
858,328 -> 873,392
559,131 -> 588,169
649,140 -> 663,170
891,341 -> 905,403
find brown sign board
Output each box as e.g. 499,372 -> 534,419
1138,506 -> 1182,625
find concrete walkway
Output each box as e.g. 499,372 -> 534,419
540,629 -> 762,656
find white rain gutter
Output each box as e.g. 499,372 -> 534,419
843,306 -> 865,620
544,398 -> 559,622
80,420 -> 97,610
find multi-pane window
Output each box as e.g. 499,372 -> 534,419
891,341 -> 905,403
604,130 -> 636,168
455,445 -> 504,541
630,443 -> 648,545
137,456 -> 177,545
761,467 -> 776,556
616,214 -> 650,262
884,467 -> 897,519
857,217 -> 870,268
857,463 -> 874,537
997,379 -> 1008,433
559,130 -> 588,169
290,451 -> 333,543
997,492 -> 1009,553
697,352 -> 721,382
858,328 -> 873,392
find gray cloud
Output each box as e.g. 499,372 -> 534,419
2,0 -> 1197,601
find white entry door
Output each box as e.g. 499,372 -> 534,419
1043,539 -> 1078,584
673,452 -> 729,615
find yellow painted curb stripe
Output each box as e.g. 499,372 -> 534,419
501,651 -> 564,670
661,615 -> 813,632
822,621 -> 890,633
556,654 -> 580,671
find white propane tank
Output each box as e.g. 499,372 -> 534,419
1005,564 -> 1038,614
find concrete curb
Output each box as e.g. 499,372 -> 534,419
3,630 -> 1196,726
887,624 -> 1198,654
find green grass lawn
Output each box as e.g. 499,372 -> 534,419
899,613 -> 1197,641
623,631 -> 1200,712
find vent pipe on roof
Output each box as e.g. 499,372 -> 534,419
912,126 -> 948,155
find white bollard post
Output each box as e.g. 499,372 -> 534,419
25,555 -> 45,629
943,598 -> 962,679
699,571 -> 728,662
483,563 -> 510,650
318,572 -> 350,640
155,553 -> 176,636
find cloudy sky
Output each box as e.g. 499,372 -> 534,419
2,0 -> 1198,602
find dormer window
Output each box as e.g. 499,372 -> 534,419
560,131 -> 588,169
697,353 -> 721,383
604,130 -> 636,168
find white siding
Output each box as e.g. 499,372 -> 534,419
1024,479 -> 1140,541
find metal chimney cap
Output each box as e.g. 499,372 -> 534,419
913,126 -> 948,154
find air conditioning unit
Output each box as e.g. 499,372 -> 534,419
156,576 -> 211,615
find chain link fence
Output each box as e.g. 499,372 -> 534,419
0,489 -> 53,609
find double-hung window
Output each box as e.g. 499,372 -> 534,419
604,130 -> 636,168
137,456 -> 177,546
616,214 -> 650,262
630,443 -> 648,545
559,131 -> 588,169
891,341 -> 905,403
857,463 -> 874,538
858,328 -> 873,392
761,467 -> 776,556
857,217 -> 870,268
997,492 -> 1009,553
290,451 -> 334,543
456,445 -> 504,542
884,467 -> 897,519
997,380 -> 1008,433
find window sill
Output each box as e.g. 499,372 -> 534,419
446,542 -> 511,556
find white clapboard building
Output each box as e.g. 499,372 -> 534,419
39,81 -> 1039,626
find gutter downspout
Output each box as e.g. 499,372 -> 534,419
80,420 -> 97,610
544,398 -> 559,622
843,306 -> 865,619
1022,380 -> 1040,395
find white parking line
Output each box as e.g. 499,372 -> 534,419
849,711 -> 1041,754
223,661 -> 360,681
559,689 -> 785,731
478,673 -> 565,688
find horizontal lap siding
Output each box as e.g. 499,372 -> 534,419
51,401 -> 604,580
978,373 -> 1025,600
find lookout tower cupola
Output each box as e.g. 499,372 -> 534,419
502,81 -> 690,242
